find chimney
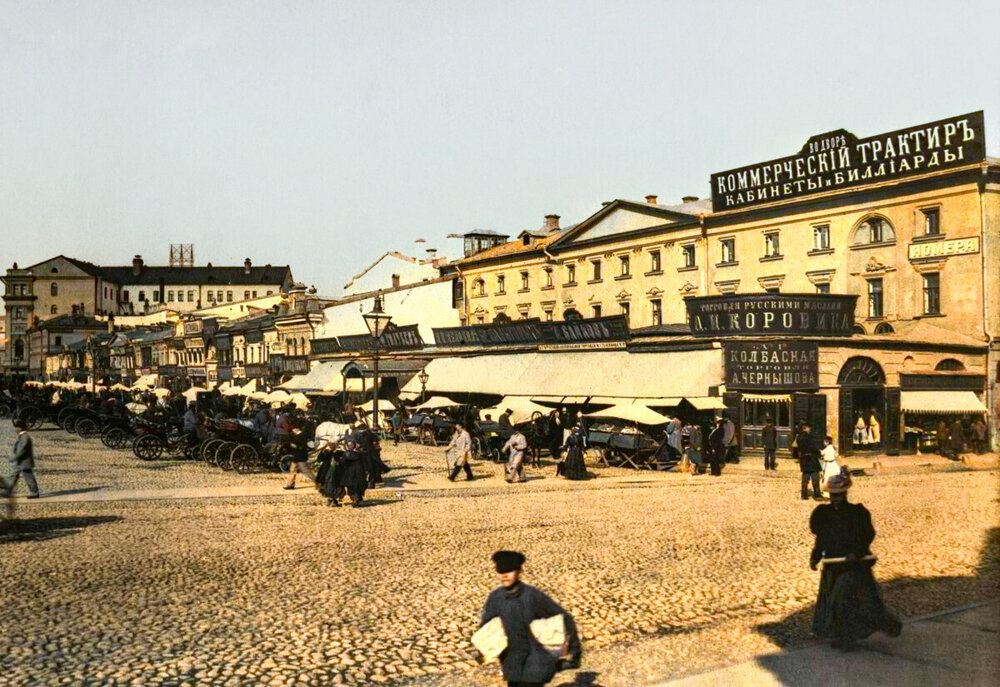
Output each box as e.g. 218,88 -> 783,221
544,214 -> 560,233
132,255 -> 144,276
244,258 -> 252,275
682,195 -> 699,203
645,195 -> 658,205
425,248 -> 437,260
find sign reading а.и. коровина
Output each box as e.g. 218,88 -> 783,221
711,111 -> 986,211
686,294 -> 857,337
725,340 -> 819,391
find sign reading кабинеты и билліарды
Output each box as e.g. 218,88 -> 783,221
711,111 -> 986,211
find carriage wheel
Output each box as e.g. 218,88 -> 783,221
57,408 -> 77,431
17,406 -> 43,430
215,442 -> 237,470
278,453 -> 294,473
201,439 -> 221,464
230,444 -> 256,474
133,434 -> 164,461
103,427 -> 128,450
76,417 -> 99,439
0,402 -> 12,419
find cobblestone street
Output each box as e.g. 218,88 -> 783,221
1,425 -> 997,686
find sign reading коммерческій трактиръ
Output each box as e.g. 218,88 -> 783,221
711,111 -> 986,211
685,294 -> 858,337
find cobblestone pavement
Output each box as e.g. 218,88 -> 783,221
1,425 -> 997,686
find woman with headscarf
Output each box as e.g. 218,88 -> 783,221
809,471 -> 902,651
559,424 -> 590,480
684,421 -> 703,475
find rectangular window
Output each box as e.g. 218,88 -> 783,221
591,260 -> 602,281
620,302 -> 630,323
168,290 -> 174,301
139,290 -> 146,302
544,310 -> 553,322
619,255 -> 630,276
520,272 -> 529,291
177,291 -> 184,302
765,286 -> 780,294
649,250 -> 661,273
764,232 -> 781,257
207,292 -> 215,302
682,244 -> 696,268
813,224 -> 830,250
867,278 -> 883,318
544,269 -> 553,288
870,219 -> 884,244
566,264 -> 576,284
226,291 -> 233,302
815,283 -> 831,294
922,208 -> 940,236
651,299 -> 662,326
217,290 -> 223,302
188,290 -> 195,301
923,273 -> 940,314
496,275 -> 505,294
252,291 -> 258,298
244,290 -> 251,300
721,238 -> 736,264
266,290 -> 273,296
54,335 -> 62,347
592,305 -> 602,318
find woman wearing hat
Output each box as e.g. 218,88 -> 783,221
809,471 -> 902,651
479,551 -> 581,686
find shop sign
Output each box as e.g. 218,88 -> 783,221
539,341 -> 628,352
338,324 -> 425,351
187,366 -> 206,377
908,236 -> 980,261
246,363 -> 269,378
269,354 -> 310,374
687,294 -> 857,337
900,373 -> 984,391
311,338 -> 341,355
158,365 -> 179,377
434,315 -> 630,347
217,366 -> 233,381
725,341 -> 819,390
232,364 -> 246,379
711,111 -> 986,211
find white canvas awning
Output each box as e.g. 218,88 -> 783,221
356,399 -> 396,413
685,397 -> 727,410
633,397 -> 683,407
901,391 -> 987,414
481,397 -> 551,425
279,362 -> 341,392
132,373 -> 158,389
416,396 -> 463,410
585,404 -> 669,425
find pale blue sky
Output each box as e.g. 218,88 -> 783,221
1,0 -> 997,295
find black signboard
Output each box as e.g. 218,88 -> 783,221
433,315 -> 630,347
270,355 -> 310,375
215,332 -> 232,350
899,373 -> 985,391
158,365 -> 179,377
245,330 -> 264,344
687,294 -> 856,337
217,366 -> 233,382
311,337 -> 341,355
337,324 -> 424,352
711,111 -> 986,211
725,341 -> 819,390
246,363 -> 269,378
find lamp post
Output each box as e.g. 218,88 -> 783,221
362,291 -> 392,432
418,369 -> 429,405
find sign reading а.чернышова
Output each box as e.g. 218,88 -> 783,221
725,340 -> 819,391
711,111 -> 985,211
686,294 -> 857,337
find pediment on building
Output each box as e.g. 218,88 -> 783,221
548,200 -> 701,250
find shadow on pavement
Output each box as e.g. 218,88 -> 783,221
553,670 -> 606,686
752,526 -> 999,683
0,514 -> 122,544
36,486 -> 107,498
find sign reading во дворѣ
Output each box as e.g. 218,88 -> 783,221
711,111 -> 986,211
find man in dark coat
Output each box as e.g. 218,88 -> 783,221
331,438 -> 368,507
480,551 -> 581,686
2,419 -> 40,498
761,415 -> 778,471
498,409 -> 514,442
798,422 -> 822,500
707,418 -> 726,476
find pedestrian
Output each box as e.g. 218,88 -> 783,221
529,412 -> 547,467
723,416 -> 739,463
558,424 -> 590,480
820,435 -> 840,498
331,437 -> 368,507
809,471 -> 902,651
546,410 -> 563,461
761,415 -> 778,471
283,416 -> 316,490
685,421 -> 703,475
708,418 -> 726,476
503,428 -> 528,483
390,408 -> 404,445
498,409 -> 515,442
446,424 -> 475,482
2,419 -> 40,499
664,414 -> 682,462
972,417 -> 987,454
950,418 -> 965,459
798,422 -> 822,500
182,402 -> 200,442
479,550 -> 581,686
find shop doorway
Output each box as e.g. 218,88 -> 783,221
838,356 -> 886,455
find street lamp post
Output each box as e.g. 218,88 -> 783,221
362,291 -> 392,433
418,368 -> 429,405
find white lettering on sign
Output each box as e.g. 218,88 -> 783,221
908,236 -> 980,261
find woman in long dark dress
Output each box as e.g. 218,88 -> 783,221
546,409 -> 563,461
559,424 -> 591,480
331,441 -> 368,507
809,471 -> 902,650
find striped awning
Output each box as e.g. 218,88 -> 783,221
743,393 -> 793,403
901,391 -> 987,414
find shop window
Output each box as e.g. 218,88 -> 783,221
720,238 -> 736,264
54,335 -> 62,347
853,217 -> 895,245
763,232 -> 781,258
867,278 -> 883,318
922,208 -> 940,236
496,275 -> 505,294
935,358 -> 965,371
922,273 -> 940,315
649,250 -> 661,273
682,244 -> 696,268
591,260 -> 602,281
815,283 -> 830,294
14,340 -> 24,359
812,225 -> 831,251
650,299 -> 662,326
566,264 -> 576,284
50,282 -> 58,296
591,304 -> 602,318
519,272 -> 529,291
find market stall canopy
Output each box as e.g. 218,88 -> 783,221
416,396 -> 463,410
132,373 -> 158,389
585,404 -> 669,425
399,391 -> 420,402
356,399 -> 396,413
249,391 -> 268,401
288,393 -> 311,409
480,397 -> 551,425
279,361 -> 341,392
218,381 -> 231,392
110,383 -> 130,391
225,379 -> 259,396
684,397 -> 727,410
264,390 -> 291,405
400,349 -> 721,400
182,386 -> 207,402
151,388 -> 171,398
901,391 -> 988,414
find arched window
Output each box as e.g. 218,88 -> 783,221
838,356 -> 886,386
874,323 -> 894,334
563,308 -> 582,321
51,282 -> 58,296
852,324 -> 867,335
474,279 -> 486,297
935,358 -> 965,372
494,312 -> 511,324
299,337 -> 307,355
852,216 -> 896,245
50,304 -> 58,314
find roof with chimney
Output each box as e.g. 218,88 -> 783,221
30,314 -> 106,331
99,264 -> 292,287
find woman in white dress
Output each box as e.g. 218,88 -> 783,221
820,434 -> 841,498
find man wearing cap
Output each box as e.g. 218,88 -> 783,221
480,551 -> 581,686
809,471 -> 902,651
2,419 -> 40,499
797,422 -> 822,500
